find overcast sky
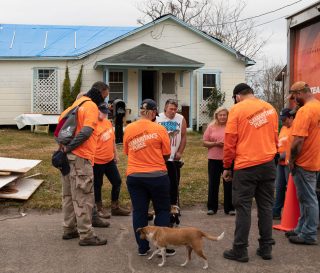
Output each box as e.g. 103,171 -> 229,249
0,0 -> 318,66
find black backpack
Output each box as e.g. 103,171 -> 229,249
54,100 -> 90,145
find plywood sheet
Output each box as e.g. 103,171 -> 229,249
0,175 -> 20,189
0,157 -> 41,173
0,178 -> 43,200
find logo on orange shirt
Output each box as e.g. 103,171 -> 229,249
247,108 -> 275,128
128,132 -> 158,151
100,128 -> 113,142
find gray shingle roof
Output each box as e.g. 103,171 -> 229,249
95,44 -> 204,69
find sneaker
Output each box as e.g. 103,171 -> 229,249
256,245 -> 272,260
223,248 -> 249,263
289,235 -> 318,245
228,210 -> 236,216
157,248 -> 176,257
207,210 -> 216,215
170,205 -> 180,215
79,236 -> 107,246
285,230 -> 298,238
92,216 -> 110,228
62,230 -> 79,240
138,248 -> 151,256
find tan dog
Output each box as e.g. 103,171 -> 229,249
136,226 -> 224,269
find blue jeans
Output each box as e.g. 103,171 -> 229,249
273,164 -> 289,217
293,166 -> 319,241
126,174 -> 170,254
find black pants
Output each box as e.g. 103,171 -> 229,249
207,159 -> 234,213
93,160 -> 121,203
232,160 -> 276,248
166,161 -> 181,205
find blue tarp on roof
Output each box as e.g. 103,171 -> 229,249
0,24 -> 135,58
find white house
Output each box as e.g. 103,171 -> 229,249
0,15 -> 254,129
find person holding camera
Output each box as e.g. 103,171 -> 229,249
59,82 -> 109,246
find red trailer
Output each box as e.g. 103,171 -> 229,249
287,1 -> 320,104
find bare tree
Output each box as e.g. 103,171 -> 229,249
136,0 -> 267,59
247,59 -> 284,113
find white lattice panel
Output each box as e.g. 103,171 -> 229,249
33,71 -> 59,114
199,99 -> 211,126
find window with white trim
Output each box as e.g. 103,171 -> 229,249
109,71 -> 124,100
162,73 -> 175,94
37,69 -> 55,80
202,74 -> 216,100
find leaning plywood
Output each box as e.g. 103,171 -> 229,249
0,178 -> 43,200
0,157 -> 41,173
0,175 -> 20,189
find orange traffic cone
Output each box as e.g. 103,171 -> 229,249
273,174 -> 300,231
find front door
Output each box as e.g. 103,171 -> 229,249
142,71 -> 157,101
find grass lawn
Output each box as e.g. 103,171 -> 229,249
0,128 -> 218,210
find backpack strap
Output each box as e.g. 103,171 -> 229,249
62,99 -> 91,119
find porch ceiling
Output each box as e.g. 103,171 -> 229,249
94,43 -> 204,70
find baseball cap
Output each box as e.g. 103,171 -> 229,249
140,99 -> 158,110
279,108 -> 294,119
52,150 -> 70,176
289,81 -> 310,93
98,103 -> 110,114
233,83 -> 253,96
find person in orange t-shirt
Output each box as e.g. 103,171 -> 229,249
222,83 -> 278,262
124,99 -> 173,256
273,108 -> 295,220
93,103 -> 130,219
286,81 -> 320,245
59,82 -> 109,246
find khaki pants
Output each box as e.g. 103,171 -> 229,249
62,153 -> 95,240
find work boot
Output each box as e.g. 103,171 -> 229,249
92,215 -> 110,228
256,244 -> 272,260
111,201 -> 131,216
62,230 -> 79,240
285,230 -> 298,238
223,247 -> 249,262
79,236 -> 107,246
96,202 -> 111,219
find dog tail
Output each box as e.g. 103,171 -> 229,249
202,231 -> 224,241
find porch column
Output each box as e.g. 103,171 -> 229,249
189,70 -> 194,130
103,68 -> 109,84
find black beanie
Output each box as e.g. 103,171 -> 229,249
233,83 -> 253,96
85,87 -> 104,106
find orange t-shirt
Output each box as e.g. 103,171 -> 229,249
94,119 -> 115,164
291,99 -> 320,171
278,126 -> 292,166
224,97 -> 278,170
123,119 -> 171,176
59,96 -> 98,165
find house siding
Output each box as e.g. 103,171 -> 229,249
0,18 -> 246,126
